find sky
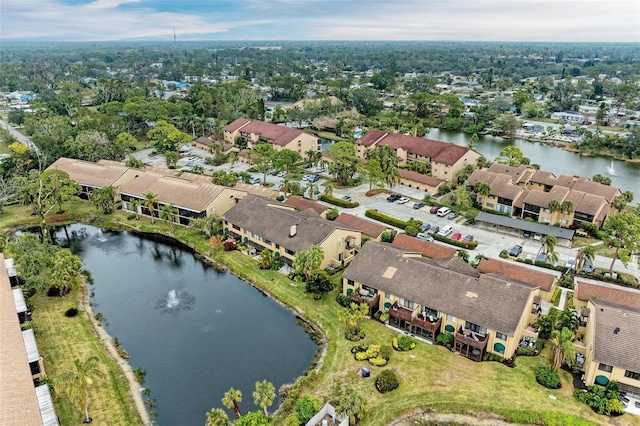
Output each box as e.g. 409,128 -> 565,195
1,0 -> 639,42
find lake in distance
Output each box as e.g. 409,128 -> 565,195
55,224 -> 318,426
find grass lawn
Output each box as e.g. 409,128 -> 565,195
30,290 -> 142,426
4,203 -> 639,425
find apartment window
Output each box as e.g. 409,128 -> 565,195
232,224 -> 240,231
446,314 -> 457,322
465,321 -> 487,336
251,233 -> 261,240
544,208 -> 550,213
285,248 -> 295,255
625,370 -> 640,380
560,219 -> 568,225
598,363 -> 613,372
385,293 -> 394,300
347,279 -> 354,286
496,332 -> 507,341
402,299 -> 416,310
275,244 -> 280,249
541,217 -> 550,224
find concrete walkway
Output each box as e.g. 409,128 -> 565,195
557,287 -> 570,310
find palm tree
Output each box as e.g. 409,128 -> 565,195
279,178 -> 301,197
337,386 -> 367,424
143,192 -> 158,223
473,181 -> 491,203
575,245 -> 595,272
560,200 -> 573,214
228,151 -> 238,168
385,166 -> 402,190
61,357 -> 105,424
537,234 -> 557,260
305,181 -> 319,200
548,199 -> 561,213
160,203 -> 176,231
130,198 -> 140,220
90,186 -> 116,214
323,182 -> 334,197
205,408 -> 230,426
252,380 -> 275,418
222,387 -> 242,418
551,328 -> 576,372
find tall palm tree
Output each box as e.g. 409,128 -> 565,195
551,328 -> 576,372
323,182 -> 334,197
228,151 -> 238,168
205,408 -> 230,426
385,166 -> 402,189
575,245 -> 595,272
130,198 -> 140,220
252,380 -> 275,418
222,387 -> 242,418
548,199 -> 561,213
473,181 -> 491,203
305,181 -> 319,200
160,203 -> 176,231
62,357 -> 105,424
279,178 -> 301,197
143,192 -> 158,223
537,234 -> 557,260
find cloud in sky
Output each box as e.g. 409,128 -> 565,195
1,0 -> 638,42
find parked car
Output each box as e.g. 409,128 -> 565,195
436,207 -> 451,217
268,168 -> 278,175
536,253 -> 548,263
523,230 -> 532,238
429,225 -> 440,234
397,197 -> 410,204
533,233 -> 543,241
509,245 -> 523,257
437,225 -> 453,236
277,171 -> 287,177
447,212 -> 459,220
341,195 -> 353,202
387,193 -> 401,202
429,206 -> 440,214
462,235 -> 474,243
413,202 -> 426,209
565,258 -> 576,270
451,232 -> 462,241
308,175 -> 320,182
416,233 -> 434,242
420,223 -> 431,232
250,177 -> 261,184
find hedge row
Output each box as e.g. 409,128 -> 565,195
430,232 -> 479,250
365,209 -> 410,229
516,258 -> 569,273
320,194 -> 360,208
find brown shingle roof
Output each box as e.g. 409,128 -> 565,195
285,196 -> 329,216
591,300 -> 640,373
334,213 -> 389,239
477,258 -> 556,292
223,195 -> 358,252
391,234 -> 457,258
0,254 -> 45,425
236,120 -> 310,147
357,130 -> 476,166
48,157 -> 130,188
569,177 -> 620,203
575,193 -> 609,216
576,281 -> 640,310
224,118 -> 251,133
398,168 -> 443,187
195,136 -> 213,146
344,242 -> 536,335
530,170 -> 558,187
487,163 -> 532,183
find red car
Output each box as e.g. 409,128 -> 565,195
462,235 -> 474,243
429,206 -> 439,214
451,232 -> 462,241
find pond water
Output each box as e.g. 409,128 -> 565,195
427,129 -> 640,202
55,224 -> 318,426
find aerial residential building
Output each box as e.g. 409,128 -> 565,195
223,118 -> 320,154
341,242 -> 541,361
476,257 -> 557,301
334,213 -> 392,242
354,129 -> 480,183
551,111 -> 585,124
223,195 -> 361,269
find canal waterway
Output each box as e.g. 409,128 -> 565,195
427,129 -> 640,202
55,224 -> 318,426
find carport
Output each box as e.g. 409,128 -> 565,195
475,212 -> 575,247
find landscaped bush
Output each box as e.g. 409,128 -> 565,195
365,344 -> 380,359
574,382 -> 624,416
355,351 -> 369,361
375,369 -> 399,393
517,346 -> 537,356
325,208 -> 339,220
536,365 -> 561,389
483,352 -> 504,362
345,329 -> 365,341
379,345 -> 393,361
436,333 -> 454,348
393,335 -> 416,351
295,395 -> 320,424
276,195 -> 285,202
350,343 -> 368,354
499,249 -> 509,258
378,312 -> 389,323
369,357 -> 388,366
126,213 -> 137,220
64,307 -> 78,317
336,294 -> 352,307
319,194 -> 359,208
223,240 -> 236,251
365,209 -> 410,229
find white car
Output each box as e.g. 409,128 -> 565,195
397,197 -> 410,204
565,258 -> 576,270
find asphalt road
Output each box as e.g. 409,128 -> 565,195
0,118 -> 40,153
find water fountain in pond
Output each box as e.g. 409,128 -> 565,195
156,289 -> 195,314
97,230 -> 107,242
607,161 -> 616,176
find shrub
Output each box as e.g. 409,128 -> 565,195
295,395 -> 320,424
319,194 -> 359,208
375,369 -> 399,393
574,382 -> 622,415
536,365 -> 561,389
351,343 -> 368,354
223,240 -> 236,251
483,352 -> 504,362
395,334 -> 416,351
336,294 -> 352,307
355,352 -> 368,361
345,329 -> 365,341
499,249 -> 508,258
379,345 -> 393,361
392,337 -> 399,350
436,333 -> 454,347
325,208 -> 339,221
276,195 -> 285,201
380,230 -> 395,243
369,356 -> 388,366
365,209 -> 410,229
64,307 -> 79,317
379,312 -> 389,323
365,344 -> 380,359
126,213 -> 137,220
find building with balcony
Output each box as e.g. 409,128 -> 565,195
224,118 -> 320,155
334,213 -> 392,242
223,195 -> 361,269
476,257 -> 557,301
341,242 -> 541,361
354,130 -> 480,183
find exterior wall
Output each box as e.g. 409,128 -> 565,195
432,150 -> 481,183
205,188 -> 250,217
223,129 -> 239,144
399,176 -> 441,193
282,132 -> 319,155
318,229 -> 361,269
